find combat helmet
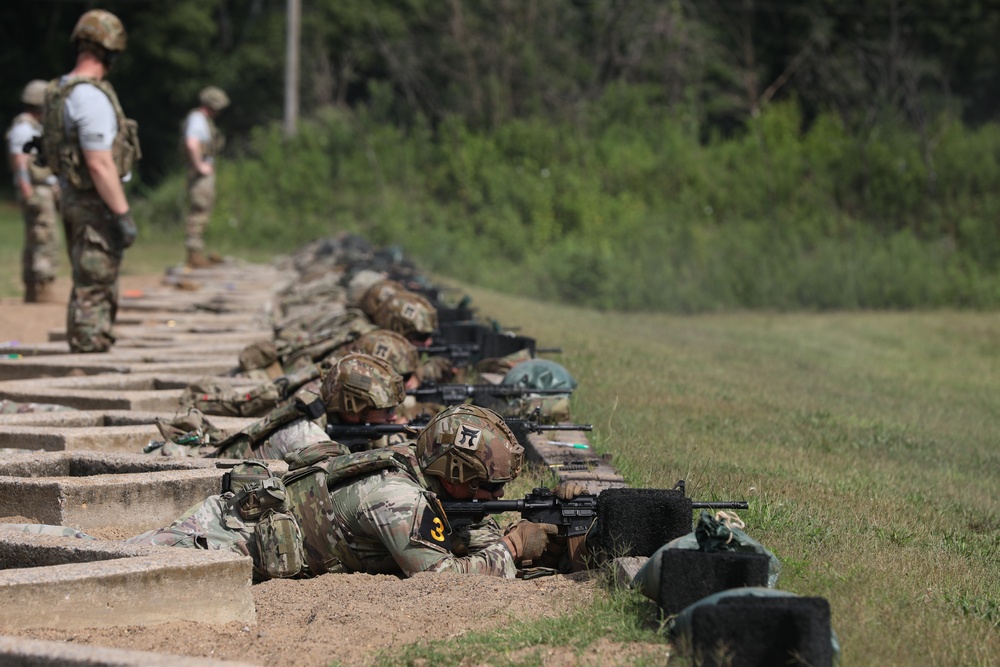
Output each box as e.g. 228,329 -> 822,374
358,279 -> 404,318
372,291 -> 438,341
21,80 -> 47,107
417,405 -> 524,490
321,352 -> 405,416
71,9 -> 127,52
199,86 -> 230,111
350,329 -> 419,379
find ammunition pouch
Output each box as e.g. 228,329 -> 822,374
254,510 -> 306,579
222,461 -> 288,521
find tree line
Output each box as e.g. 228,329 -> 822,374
4,1 -> 1000,311
3,0 -> 998,184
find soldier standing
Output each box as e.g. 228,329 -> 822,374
42,9 -> 141,353
181,86 -> 229,268
6,80 -> 61,303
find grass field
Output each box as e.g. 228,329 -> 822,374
1,203 -> 996,664
375,283 -> 1000,666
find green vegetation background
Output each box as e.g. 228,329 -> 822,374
138,94 -> 1000,312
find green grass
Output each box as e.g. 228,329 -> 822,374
1,213 -> 996,663
377,281 -> 1000,666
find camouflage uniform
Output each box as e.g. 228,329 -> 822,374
43,11 -> 141,353
165,353 -> 403,459
182,87 -> 228,261
130,444 -> 515,580
6,109 -> 60,296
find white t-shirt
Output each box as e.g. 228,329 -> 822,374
7,118 -> 38,156
63,80 -> 117,151
183,109 -> 213,163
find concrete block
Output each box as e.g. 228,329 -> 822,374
0,452 -> 230,532
610,556 -> 648,590
0,635 -> 256,666
0,374 -> 255,412
0,410 -> 256,453
0,529 -> 256,629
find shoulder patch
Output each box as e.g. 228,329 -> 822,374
417,503 -> 449,548
410,497 -> 451,554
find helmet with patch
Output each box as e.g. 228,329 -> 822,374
358,279 -> 404,318
372,291 -> 438,340
321,352 -> 404,416
21,80 -> 47,107
199,86 -> 230,111
71,9 -> 127,52
350,329 -> 419,379
416,404 -> 523,488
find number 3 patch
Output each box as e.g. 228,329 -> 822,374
416,504 -> 451,552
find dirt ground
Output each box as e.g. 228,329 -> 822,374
0,272 -> 634,666
0,273 -> 167,346
3,572 -> 606,666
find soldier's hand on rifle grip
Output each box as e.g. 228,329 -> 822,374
552,482 -> 588,500
501,520 -> 559,565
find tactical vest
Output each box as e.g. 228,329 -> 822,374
5,113 -> 53,184
212,398 -> 332,459
181,108 -> 225,163
42,76 -> 141,190
282,444 -> 446,576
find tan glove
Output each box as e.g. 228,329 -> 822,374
501,520 -> 559,565
552,482 -> 588,500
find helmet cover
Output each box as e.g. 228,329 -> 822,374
321,352 -> 404,416
350,329 -> 419,378
71,9 -> 127,52
416,404 -> 523,488
372,291 -> 438,338
21,80 -> 47,106
199,86 -> 230,111
358,279 -> 404,318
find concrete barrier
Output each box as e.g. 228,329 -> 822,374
0,529 -> 256,629
0,374 -> 258,412
0,410 -> 255,453
0,635 -> 256,666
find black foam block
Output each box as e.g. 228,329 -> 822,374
596,488 -> 692,556
659,549 -> 770,616
689,597 -> 833,667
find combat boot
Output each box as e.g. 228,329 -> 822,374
186,249 -> 212,269
35,281 -> 58,303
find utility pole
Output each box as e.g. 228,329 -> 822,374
284,0 -> 301,137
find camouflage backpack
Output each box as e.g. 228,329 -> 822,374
179,380 -> 284,418
496,359 -> 577,423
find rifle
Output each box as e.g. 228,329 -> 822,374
408,383 -> 571,406
441,484 -> 750,538
325,422 -> 423,451
423,342 -> 479,368
501,414 -> 593,448
442,487 -> 598,537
